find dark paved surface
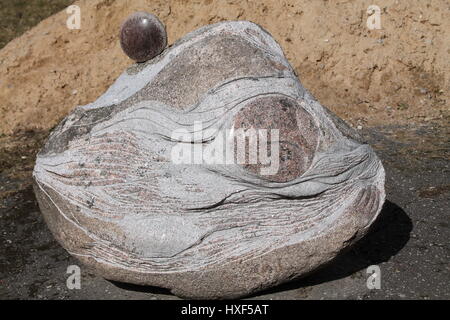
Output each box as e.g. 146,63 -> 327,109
0,124 -> 449,300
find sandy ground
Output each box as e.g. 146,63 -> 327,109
0,0 -> 449,134
0,0 -> 449,300
0,0 -> 73,49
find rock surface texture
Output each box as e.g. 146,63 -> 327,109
33,21 -> 385,299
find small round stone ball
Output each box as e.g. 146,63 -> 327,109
120,12 -> 167,63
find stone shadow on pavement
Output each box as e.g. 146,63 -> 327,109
250,200 -> 413,297
110,280 -> 173,296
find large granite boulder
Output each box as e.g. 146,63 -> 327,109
33,21 -> 385,299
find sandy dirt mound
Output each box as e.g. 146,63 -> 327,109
0,0 -> 448,135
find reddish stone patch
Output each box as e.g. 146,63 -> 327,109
233,95 -> 318,182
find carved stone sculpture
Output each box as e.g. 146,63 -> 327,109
33,21 -> 385,299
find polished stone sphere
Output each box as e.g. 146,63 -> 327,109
120,12 -> 167,62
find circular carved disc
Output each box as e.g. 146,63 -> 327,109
233,96 -> 319,182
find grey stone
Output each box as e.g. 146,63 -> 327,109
33,21 -> 385,299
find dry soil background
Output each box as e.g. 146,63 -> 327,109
0,0 -> 449,135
